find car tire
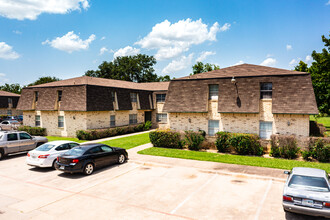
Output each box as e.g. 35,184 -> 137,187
52,160 -> 57,169
118,154 -> 126,164
83,163 -> 94,175
0,149 -> 4,160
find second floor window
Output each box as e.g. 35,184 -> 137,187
260,83 -> 272,99
111,91 -> 115,102
35,91 -> 39,102
209,85 -> 219,100
8,98 -> 12,105
35,115 -> 41,127
130,93 -> 137,102
58,91 -> 62,101
156,94 -> 166,102
129,114 -> 137,124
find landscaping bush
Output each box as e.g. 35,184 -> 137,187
144,121 -> 152,130
229,133 -> 264,156
304,138 -> 330,163
18,126 -> 47,136
149,129 -> 182,149
184,131 -> 205,151
215,132 -> 231,153
76,123 -> 149,140
270,135 -> 299,159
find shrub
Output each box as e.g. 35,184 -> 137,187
229,133 -> 263,156
301,150 -> 312,161
310,139 -> 330,163
270,135 -> 299,159
184,131 -> 205,151
149,129 -> 182,149
144,121 -> 152,130
215,132 -> 231,153
198,129 -> 206,137
18,126 -> 47,136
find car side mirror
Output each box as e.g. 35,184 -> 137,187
284,171 -> 290,175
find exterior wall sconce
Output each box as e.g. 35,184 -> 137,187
188,118 -> 191,123
231,77 -> 236,84
287,121 -> 291,126
73,116 -> 76,120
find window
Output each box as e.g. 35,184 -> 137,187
130,93 -> 137,102
35,115 -> 40,127
129,114 -> 137,124
101,146 -> 113,152
111,91 -> 115,102
58,91 -> 62,101
156,113 -> 167,123
86,147 -> 102,154
208,120 -> 219,136
110,115 -> 115,127
69,143 -> 79,149
35,91 -> 39,102
260,83 -> 272,99
8,98 -> 12,105
259,121 -> 272,139
156,94 -> 166,102
58,116 -> 64,128
209,85 -> 219,100
7,133 -> 18,141
7,110 -> 12,115
55,144 -> 70,151
19,133 -> 32,140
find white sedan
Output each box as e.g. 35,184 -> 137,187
26,141 -> 80,168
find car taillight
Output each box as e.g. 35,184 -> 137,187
283,196 -> 293,202
324,202 -> 330,207
57,157 -> 59,161
72,159 -> 79,163
27,153 -> 30,157
38,154 -> 50,159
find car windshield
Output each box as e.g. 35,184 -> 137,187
64,147 -> 84,156
36,143 -> 55,151
288,175 -> 329,192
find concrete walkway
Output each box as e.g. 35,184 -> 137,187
128,143 -> 287,181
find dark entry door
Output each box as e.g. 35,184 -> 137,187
145,111 -> 152,123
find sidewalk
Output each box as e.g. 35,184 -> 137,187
128,143 -> 287,181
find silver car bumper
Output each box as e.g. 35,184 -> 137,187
283,203 -> 330,218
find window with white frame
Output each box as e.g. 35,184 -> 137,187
129,114 -> 137,124
156,113 -> 167,123
130,93 -> 137,102
7,110 -> 12,115
58,116 -> 64,128
208,120 -> 219,136
156,94 -> 166,102
110,115 -> 115,127
260,83 -> 272,99
259,121 -> 272,139
35,115 -> 41,127
209,85 -> 219,100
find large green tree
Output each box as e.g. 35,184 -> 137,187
86,54 -> 171,82
192,62 -> 220,75
28,76 -> 60,87
0,83 -> 22,94
295,33 -> 330,115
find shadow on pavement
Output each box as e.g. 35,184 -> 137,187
285,211 -> 327,220
1,152 -> 27,161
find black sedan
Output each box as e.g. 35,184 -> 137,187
55,144 -> 128,175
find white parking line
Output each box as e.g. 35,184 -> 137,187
254,179 -> 273,220
170,173 -> 218,214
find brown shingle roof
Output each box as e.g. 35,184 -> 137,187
0,90 -> 20,97
28,76 -> 169,91
175,64 -> 307,80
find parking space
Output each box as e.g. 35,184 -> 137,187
0,153 -> 322,220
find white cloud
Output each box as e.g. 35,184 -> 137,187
42,31 -> 95,53
219,23 -> 231,32
286,44 -> 292,51
234,60 -> 244,66
100,36 -> 106,40
0,42 -> 20,59
196,51 -> 216,62
99,47 -> 108,55
0,73 -> 9,83
13,30 -> 22,35
135,18 -> 224,60
260,58 -> 277,66
162,53 -> 194,74
305,55 -> 312,63
289,59 -> 298,66
326,0 -> 330,5
0,0 -> 89,20
113,46 -> 140,58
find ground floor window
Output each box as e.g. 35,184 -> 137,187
156,113 -> 167,123
129,114 -> 137,124
259,121 -> 272,139
35,115 -> 41,127
7,110 -> 12,115
58,116 -> 64,128
110,115 -> 115,127
208,120 -> 219,136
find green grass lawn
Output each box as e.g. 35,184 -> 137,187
138,147 -> 330,172
310,116 -> 330,130
99,132 -> 150,149
46,136 -> 87,143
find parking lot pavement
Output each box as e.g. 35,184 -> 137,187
0,153 -> 323,220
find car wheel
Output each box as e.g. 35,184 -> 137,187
0,150 -> 3,160
52,160 -> 57,169
118,154 -> 126,164
83,163 -> 94,175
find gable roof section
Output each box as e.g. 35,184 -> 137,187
0,90 -> 20,97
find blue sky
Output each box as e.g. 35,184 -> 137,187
0,0 -> 329,85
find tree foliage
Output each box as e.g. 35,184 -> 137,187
85,54 -> 171,82
0,83 -> 22,94
191,62 -> 220,75
28,76 -> 60,87
295,33 -> 330,115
